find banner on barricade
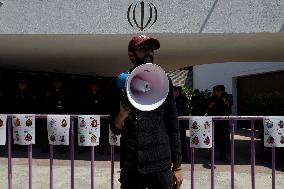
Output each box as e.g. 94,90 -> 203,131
189,116 -> 212,148
109,125 -> 121,146
47,115 -> 70,145
78,115 -> 100,146
0,115 -> 7,145
264,116 -> 284,147
12,114 -> 35,145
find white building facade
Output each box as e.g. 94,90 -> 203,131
193,62 -> 284,115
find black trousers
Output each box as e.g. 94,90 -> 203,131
119,169 -> 173,189
214,120 -> 230,154
208,120 -> 230,161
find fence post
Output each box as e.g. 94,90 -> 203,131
91,146 -> 95,189
50,144 -> 53,189
111,145 -> 114,189
251,120 -> 256,189
211,121 -> 215,189
190,147 -> 194,189
230,120 -> 235,189
70,118 -> 75,189
8,117 -> 12,189
272,147 -> 276,189
28,145 -> 32,189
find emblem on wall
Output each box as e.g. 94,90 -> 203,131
127,1 -> 158,31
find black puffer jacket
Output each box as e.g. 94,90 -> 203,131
110,79 -> 182,174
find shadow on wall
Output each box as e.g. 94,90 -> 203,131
199,0 -> 219,33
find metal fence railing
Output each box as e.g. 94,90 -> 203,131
178,116 -> 271,189
1,115 -> 278,189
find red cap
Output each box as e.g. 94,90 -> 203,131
128,35 -> 160,52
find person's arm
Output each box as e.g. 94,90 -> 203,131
164,80 -> 182,170
109,89 -> 129,135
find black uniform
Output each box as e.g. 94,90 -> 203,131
84,91 -> 107,115
42,88 -> 70,154
11,90 -> 36,114
10,87 -> 36,152
110,77 -> 182,189
46,88 -> 70,114
191,90 -> 207,116
208,93 -> 233,162
80,89 -> 110,154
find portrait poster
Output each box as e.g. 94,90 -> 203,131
78,115 -> 100,146
264,116 -> 284,147
189,116 -> 212,148
12,114 -> 35,145
0,115 -> 7,145
47,115 -> 70,145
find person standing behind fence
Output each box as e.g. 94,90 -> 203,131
11,79 -> 37,152
207,85 -> 233,163
191,89 -> 207,116
174,86 -> 190,163
11,79 -> 36,114
45,76 -> 71,114
41,76 -> 70,154
79,79 -> 109,154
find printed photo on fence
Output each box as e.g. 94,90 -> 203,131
0,115 -> 7,145
78,115 -> 100,146
189,116 -> 212,148
109,125 -> 121,146
47,115 -> 70,145
263,116 -> 284,147
12,114 -> 35,145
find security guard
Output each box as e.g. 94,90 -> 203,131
78,79 -> 109,154
42,76 -> 70,154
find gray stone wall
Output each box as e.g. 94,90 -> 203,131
0,0 -> 283,34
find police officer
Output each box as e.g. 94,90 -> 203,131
84,79 -> 107,114
11,79 -> 36,152
46,76 -> 70,114
208,85 -> 233,163
78,79 -> 109,154
41,76 -> 70,154
11,79 -> 36,114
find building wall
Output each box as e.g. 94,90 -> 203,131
193,62 -> 284,115
0,0 -> 283,34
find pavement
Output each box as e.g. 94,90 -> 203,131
0,128 -> 284,189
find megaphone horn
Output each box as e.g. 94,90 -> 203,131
117,63 -> 169,111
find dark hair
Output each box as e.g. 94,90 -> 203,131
174,86 -> 182,93
18,79 -> 29,84
213,85 -> 225,92
90,79 -> 100,86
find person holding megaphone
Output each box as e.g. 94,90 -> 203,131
110,35 -> 183,189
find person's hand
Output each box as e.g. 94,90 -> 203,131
173,169 -> 183,189
209,101 -> 215,108
114,101 -> 130,130
119,101 -> 130,119
224,100 -> 230,107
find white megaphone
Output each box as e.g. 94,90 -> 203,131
117,63 -> 169,111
